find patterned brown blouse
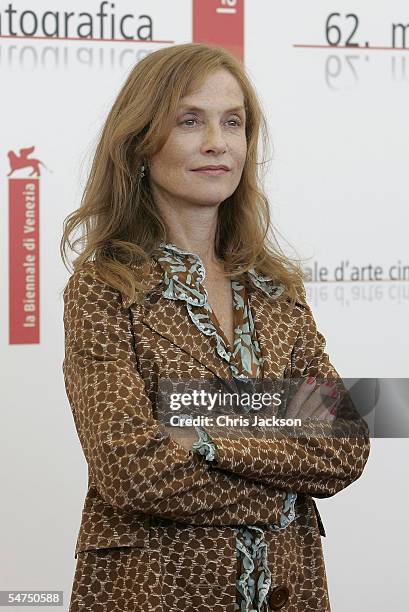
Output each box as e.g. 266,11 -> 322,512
153,242 -> 298,612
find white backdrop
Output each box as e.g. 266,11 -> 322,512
1,1 -> 408,610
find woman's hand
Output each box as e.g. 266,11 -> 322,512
284,376 -> 340,422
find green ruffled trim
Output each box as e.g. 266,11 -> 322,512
235,491 -> 297,611
155,243 -> 297,611
191,424 -> 218,462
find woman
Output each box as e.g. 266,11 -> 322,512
61,43 -> 370,611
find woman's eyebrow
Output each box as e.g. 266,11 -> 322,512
178,105 -> 245,114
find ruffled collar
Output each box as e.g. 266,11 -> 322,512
153,241 -> 285,304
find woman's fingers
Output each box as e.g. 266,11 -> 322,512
286,376 -> 316,419
285,376 -> 318,418
286,377 -> 340,421
313,406 -> 337,421
310,395 -> 339,421
310,388 -> 340,420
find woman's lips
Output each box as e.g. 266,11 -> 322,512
191,169 -> 229,176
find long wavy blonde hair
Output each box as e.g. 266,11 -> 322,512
60,42 -> 307,306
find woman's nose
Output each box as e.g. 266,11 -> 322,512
201,125 -> 227,152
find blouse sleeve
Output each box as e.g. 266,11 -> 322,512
191,425 -> 298,530
206,282 -> 371,499
62,263 -> 293,526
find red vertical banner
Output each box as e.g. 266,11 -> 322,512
193,0 -> 244,62
9,179 -> 40,344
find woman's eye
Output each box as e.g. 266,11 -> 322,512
181,118 -> 241,127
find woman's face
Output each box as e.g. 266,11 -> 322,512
148,69 -> 247,209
